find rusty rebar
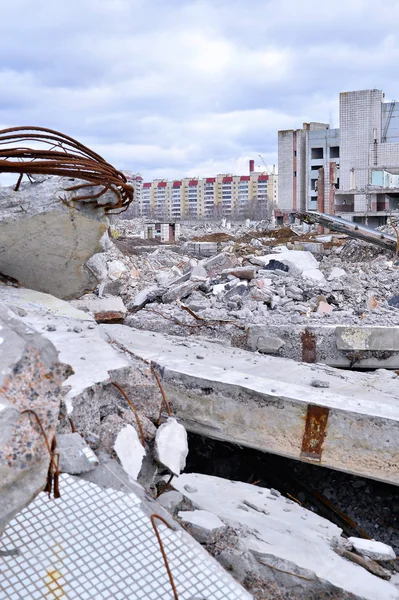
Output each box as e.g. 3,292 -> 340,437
150,514 -> 179,600
151,365 -> 172,425
111,382 -> 146,447
21,409 -> 60,499
155,474 -> 175,499
0,126 -> 133,213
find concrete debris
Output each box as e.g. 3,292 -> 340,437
0,176 -> 116,300
154,417 -> 189,475
178,509 -> 227,544
0,303 -> 70,535
173,473 -> 399,600
71,293 -> 127,323
156,490 -> 184,514
114,424 -> 146,481
5,210 -> 399,598
102,325 -> 399,485
348,537 -> 397,562
57,432 -> 98,474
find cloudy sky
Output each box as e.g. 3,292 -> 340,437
1,0 -> 399,183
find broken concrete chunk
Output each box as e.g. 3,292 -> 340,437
190,265 -> 208,280
0,400 -> 19,447
57,432 -> 99,474
107,260 -> 127,281
255,251 -> 325,283
157,490 -> 184,514
128,285 -> 163,311
178,509 -> 227,544
328,267 -> 346,281
71,294 -> 127,324
162,280 -> 199,304
0,176 -> 115,300
0,303 -> 70,535
154,417 -> 188,475
317,300 -> 334,314
114,424 -> 146,481
348,537 -> 396,562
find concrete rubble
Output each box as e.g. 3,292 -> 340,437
0,176 -> 119,299
0,303 -> 70,535
4,210 -> 399,598
172,473 -> 399,600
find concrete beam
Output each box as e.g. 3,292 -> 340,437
246,323 -> 399,369
102,325 -> 399,486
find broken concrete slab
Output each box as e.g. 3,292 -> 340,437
0,286 -> 130,414
0,176 -> 116,300
154,417 -> 188,475
245,323 -> 399,369
254,250 -> 326,283
101,325 -> 399,485
57,432 -> 98,474
174,473 -> 399,600
348,537 -> 397,562
71,293 -> 127,324
0,303 -> 70,535
178,509 -> 227,544
162,280 -> 199,303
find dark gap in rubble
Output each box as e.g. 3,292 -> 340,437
185,432 -> 399,553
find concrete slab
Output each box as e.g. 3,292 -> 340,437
174,473 -> 399,600
246,323 -> 399,369
101,325 -> 399,485
0,286 -> 130,413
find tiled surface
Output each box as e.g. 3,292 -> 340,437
0,475 -> 251,600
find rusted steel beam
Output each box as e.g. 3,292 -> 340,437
0,126 -> 133,213
301,405 -> 329,462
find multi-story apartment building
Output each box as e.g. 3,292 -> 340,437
135,161 -> 278,219
278,89 -> 399,227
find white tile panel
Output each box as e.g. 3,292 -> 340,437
0,475 -> 252,600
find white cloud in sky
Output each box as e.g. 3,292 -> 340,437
0,0 -> 399,183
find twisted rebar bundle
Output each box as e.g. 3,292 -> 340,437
0,126 -> 133,213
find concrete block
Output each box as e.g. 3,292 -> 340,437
348,537 -> 396,562
0,177 -> 116,300
0,303 -> 70,534
58,433 -> 99,474
155,417 -> 188,475
103,325 -> 399,486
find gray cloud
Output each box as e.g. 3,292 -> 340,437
1,0 -> 399,183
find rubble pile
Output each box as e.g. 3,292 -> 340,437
3,186 -> 399,600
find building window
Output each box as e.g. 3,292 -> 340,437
311,147 -> 324,160
330,146 -> 340,159
294,171 -> 297,177
294,150 -> 297,157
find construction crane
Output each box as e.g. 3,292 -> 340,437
258,155 -> 276,176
